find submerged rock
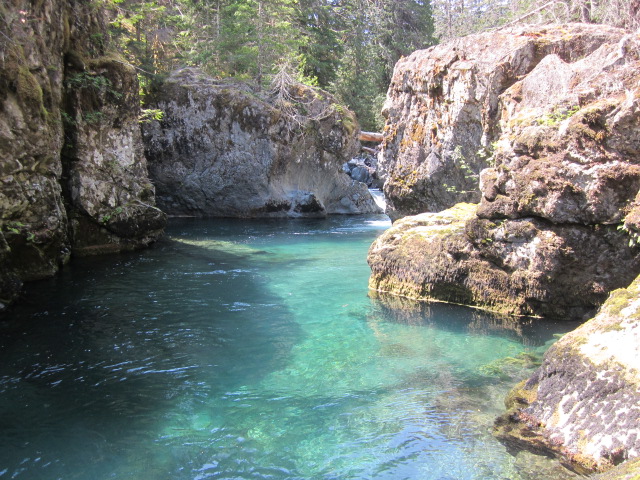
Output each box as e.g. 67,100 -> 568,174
0,0 -> 165,306
369,25 -> 640,320
142,68 -> 381,218
494,275 -> 640,475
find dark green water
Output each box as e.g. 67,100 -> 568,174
0,215 -> 579,480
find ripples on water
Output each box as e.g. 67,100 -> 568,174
0,216 -> 580,480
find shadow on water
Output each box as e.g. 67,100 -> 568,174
368,290 -> 581,347
0,222 -> 302,479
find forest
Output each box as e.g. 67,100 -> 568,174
103,0 -> 638,130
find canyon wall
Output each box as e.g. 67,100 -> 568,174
379,23 -> 630,220
371,24 -> 640,320
0,0 -> 166,309
370,24 -> 640,475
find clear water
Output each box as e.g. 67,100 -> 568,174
0,215 -> 579,480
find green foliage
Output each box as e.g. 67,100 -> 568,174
67,72 -> 110,90
102,0 -> 437,128
139,108 -> 164,123
61,111 -> 76,126
66,72 -> 122,99
83,111 -> 105,124
2,221 -> 36,242
617,223 -> 640,248
100,206 -> 124,224
537,105 -> 580,127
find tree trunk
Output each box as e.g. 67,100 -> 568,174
359,131 -> 384,143
579,0 -> 592,22
256,1 -> 264,89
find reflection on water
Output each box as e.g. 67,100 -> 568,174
0,216 -> 579,479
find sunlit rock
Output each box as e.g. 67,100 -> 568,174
142,68 -> 381,218
495,275 -> 640,475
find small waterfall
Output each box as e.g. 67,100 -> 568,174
369,189 -> 386,211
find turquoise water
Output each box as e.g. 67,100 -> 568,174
0,216 -> 578,480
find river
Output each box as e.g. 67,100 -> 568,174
0,215 -> 578,479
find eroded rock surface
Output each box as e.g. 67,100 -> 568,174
143,68 -> 381,218
0,1 -> 165,308
379,23 -> 629,220
495,275 -> 640,474
370,25 -> 640,319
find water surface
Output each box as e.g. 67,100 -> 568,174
0,216 -> 578,479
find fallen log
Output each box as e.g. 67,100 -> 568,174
361,146 -> 378,155
358,131 -> 384,143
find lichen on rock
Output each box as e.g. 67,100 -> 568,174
494,275 -> 640,475
0,0 -> 165,307
370,25 -> 640,319
379,23 -> 628,221
368,203 -> 639,318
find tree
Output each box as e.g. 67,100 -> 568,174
375,0 -> 437,87
330,0 -> 436,130
296,0 -> 346,87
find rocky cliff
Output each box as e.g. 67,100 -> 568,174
370,23 -> 640,477
379,23 -> 631,220
369,25 -> 640,320
142,68 -> 381,218
0,0 -> 165,309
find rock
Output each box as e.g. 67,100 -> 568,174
379,23 -> 628,220
368,203 -> 640,318
142,68 -> 381,218
593,457 -> 640,480
350,165 -> 372,185
494,275 -> 640,475
0,0 -> 165,306
342,154 -> 382,189
62,55 -> 166,255
369,25 -> 640,319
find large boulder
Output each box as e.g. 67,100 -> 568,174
142,68 -> 381,218
369,25 -> 640,320
62,55 -> 166,255
494,275 -> 640,475
368,204 -> 640,319
379,23 -> 629,220
0,0 -> 165,308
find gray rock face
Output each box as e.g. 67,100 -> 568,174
143,68 -> 381,218
0,0 -> 165,306
62,55 -> 166,255
343,155 -> 382,189
369,25 -> 640,319
495,275 -> 640,474
379,23 -> 627,220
